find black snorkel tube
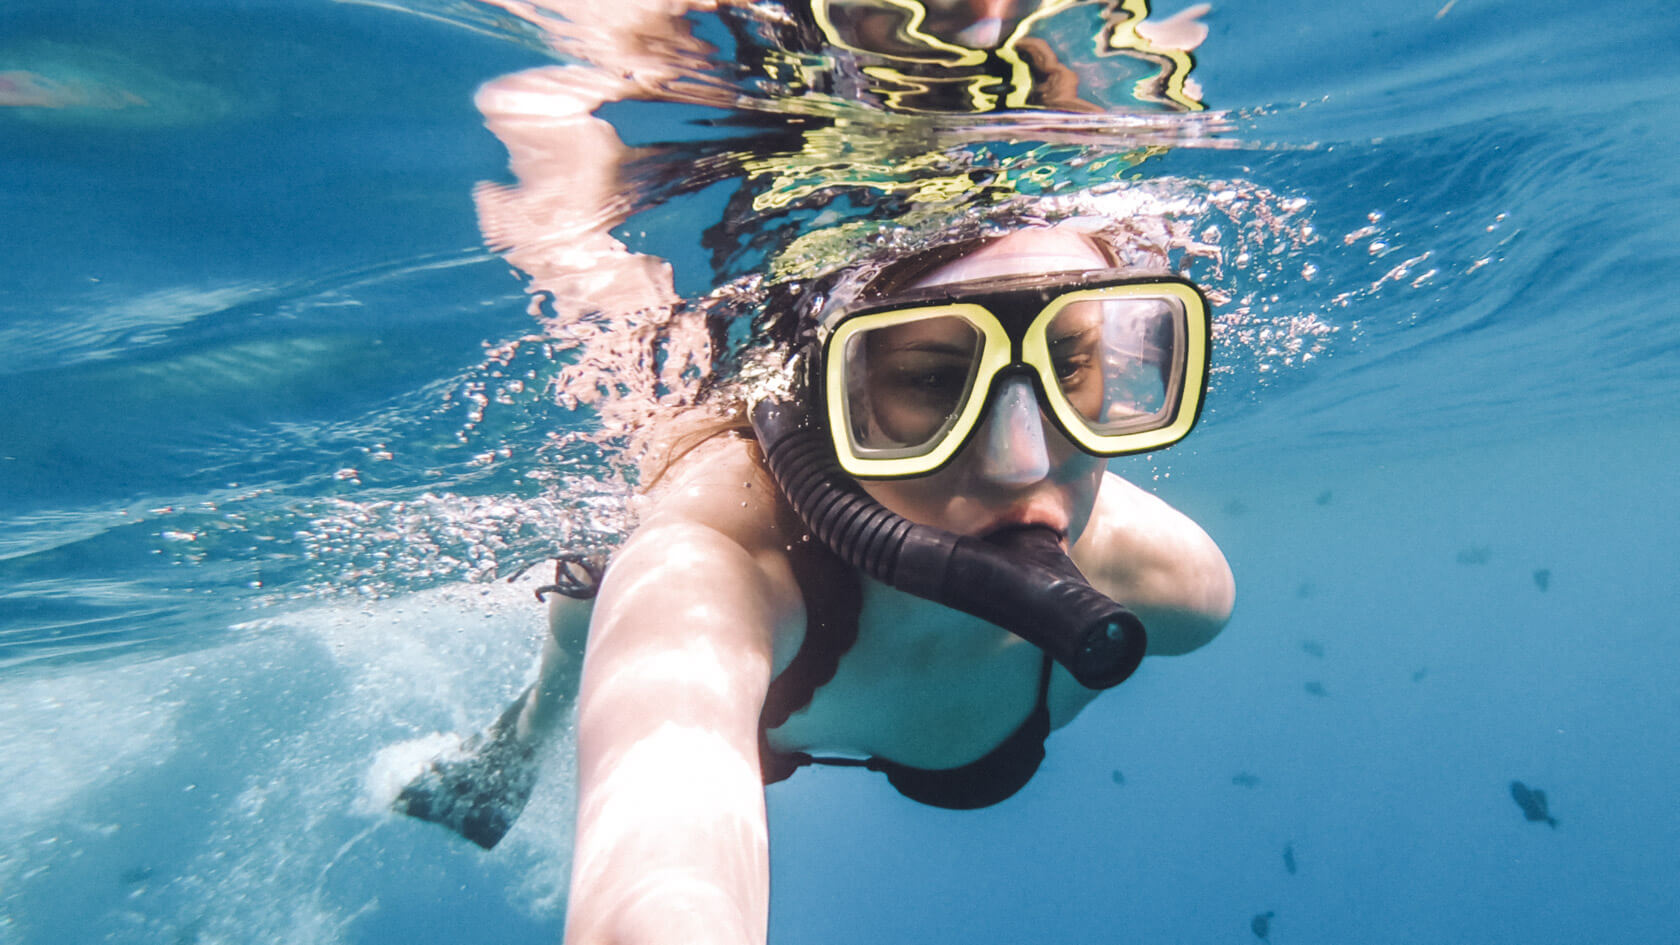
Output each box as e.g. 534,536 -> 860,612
749,397 -> 1147,690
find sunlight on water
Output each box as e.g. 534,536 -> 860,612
1,0 -> 1397,648
0,40 -> 231,127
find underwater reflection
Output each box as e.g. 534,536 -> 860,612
476,0 -> 1212,114
799,0 -> 1209,112
0,68 -> 144,109
457,0 -> 1322,472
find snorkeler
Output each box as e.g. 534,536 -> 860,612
395,225 -> 1234,944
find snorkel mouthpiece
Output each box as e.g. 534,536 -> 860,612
750,399 -> 1146,690
968,525 -> 1147,690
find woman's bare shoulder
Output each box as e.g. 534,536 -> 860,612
1075,471 -> 1234,655
635,433 -> 802,555
1087,469 -> 1178,518
1080,470 -> 1215,550
594,432 -> 811,682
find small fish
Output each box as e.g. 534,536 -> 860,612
1231,772 -> 1260,788
1303,681 -> 1328,697
1510,780 -> 1559,828
1455,546 -> 1492,565
119,865 -> 154,885
1411,667 -> 1429,682
1315,489 -> 1333,506
1224,499 -> 1249,516
1533,568 -> 1551,591
1300,640 -> 1325,658
1283,843 -> 1297,875
1295,581 -> 1315,599
1110,769 -> 1126,785
1251,910 -> 1276,941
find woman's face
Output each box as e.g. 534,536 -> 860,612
853,229 -> 1110,546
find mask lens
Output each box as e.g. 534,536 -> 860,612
841,313 -> 984,458
1044,294 -> 1184,436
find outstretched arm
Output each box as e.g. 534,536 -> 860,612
1073,471 -> 1235,656
564,444 -> 804,945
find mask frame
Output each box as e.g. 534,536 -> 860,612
818,271 -> 1211,479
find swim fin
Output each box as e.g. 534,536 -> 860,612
393,686 -> 539,850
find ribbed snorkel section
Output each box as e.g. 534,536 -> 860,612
750,399 -> 1146,690
749,401 -> 948,596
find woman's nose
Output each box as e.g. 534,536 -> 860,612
973,375 -> 1051,487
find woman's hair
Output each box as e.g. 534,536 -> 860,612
638,228 -> 1124,489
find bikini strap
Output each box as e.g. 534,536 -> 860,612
1034,649 -> 1054,713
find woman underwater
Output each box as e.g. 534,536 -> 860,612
396,223 -> 1235,945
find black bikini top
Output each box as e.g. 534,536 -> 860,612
758,539 -> 1054,810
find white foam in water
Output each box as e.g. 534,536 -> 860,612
0,665 -> 181,828
0,661 -> 185,941
359,731 -> 467,814
0,573 -> 579,944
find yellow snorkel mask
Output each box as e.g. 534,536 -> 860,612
816,268 -> 1210,478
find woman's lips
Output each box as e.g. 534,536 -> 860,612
977,513 -> 1068,544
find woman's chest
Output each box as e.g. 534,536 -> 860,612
765,580 -> 1088,769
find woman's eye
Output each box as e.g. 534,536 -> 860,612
1054,355 -> 1093,384
1049,330 -> 1100,386
894,366 -> 964,397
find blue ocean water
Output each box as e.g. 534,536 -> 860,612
2,1 -> 1677,943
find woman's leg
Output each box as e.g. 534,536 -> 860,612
393,591 -> 595,848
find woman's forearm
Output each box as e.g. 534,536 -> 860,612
564,736 -> 770,945
564,521 -> 792,945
